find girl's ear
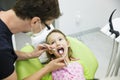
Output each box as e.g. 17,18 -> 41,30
48,50 -> 53,54
67,40 -> 70,47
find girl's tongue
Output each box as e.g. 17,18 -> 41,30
57,48 -> 64,55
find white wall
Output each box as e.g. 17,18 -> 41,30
56,0 -> 120,35
14,33 -> 31,50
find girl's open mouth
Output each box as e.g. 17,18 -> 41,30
57,47 -> 64,55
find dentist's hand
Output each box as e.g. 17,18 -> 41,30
31,43 -> 55,58
45,57 -> 66,72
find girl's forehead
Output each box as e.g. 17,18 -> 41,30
49,32 -> 64,38
47,32 -> 64,40
51,32 -> 60,35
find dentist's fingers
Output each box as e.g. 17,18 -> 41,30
46,57 -> 65,71
31,44 -> 48,58
37,43 -> 55,50
31,48 -> 46,58
55,57 -> 65,62
37,44 -> 48,50
35,43 -> 56,57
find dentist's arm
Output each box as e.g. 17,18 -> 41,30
15,49 -> 44,60
3,57 -> 65,80
15,44 -> 49,60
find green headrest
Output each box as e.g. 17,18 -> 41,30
15,36 -> 98,80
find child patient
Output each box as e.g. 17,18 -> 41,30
45,29 -> 85,80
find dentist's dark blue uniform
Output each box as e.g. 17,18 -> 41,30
0,8 -> 17,79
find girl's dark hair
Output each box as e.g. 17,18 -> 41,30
12,0 -> 61,23
46,29 -> 73,61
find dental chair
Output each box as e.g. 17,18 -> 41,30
15,36 -> 98,80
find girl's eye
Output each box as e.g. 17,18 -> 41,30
51,41 -> 55,44
59,38 -> 62,41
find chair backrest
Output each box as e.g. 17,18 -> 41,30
15,36 -> 98,80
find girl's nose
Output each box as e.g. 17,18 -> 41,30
56,41 -> 60,46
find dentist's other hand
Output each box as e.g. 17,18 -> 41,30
45,57 -> 66,72
16,44 -> 56,60
38,43 -> 55,50
31,44 -> 48,58
31,43 -> 55,58
15,44 -> 48,60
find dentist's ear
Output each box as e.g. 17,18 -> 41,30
30,17 -> 42,33
31,17 -> 41,26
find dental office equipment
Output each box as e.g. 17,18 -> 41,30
108,9 -> 119,38
101,9 -> 120,77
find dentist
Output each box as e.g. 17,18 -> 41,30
0,0 -> 65,80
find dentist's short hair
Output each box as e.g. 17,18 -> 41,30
12,0 -> 61,23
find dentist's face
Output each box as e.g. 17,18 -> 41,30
24,17 -> 54,34
47,32 -> 69,58
32,19 -> 54,34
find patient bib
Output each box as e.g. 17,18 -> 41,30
52,61 -> 85,80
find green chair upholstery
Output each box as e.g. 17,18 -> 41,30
15,36 -> 98,80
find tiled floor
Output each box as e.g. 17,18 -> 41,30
79,31 -> 113,79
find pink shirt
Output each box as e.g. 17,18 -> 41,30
52,61 -> 85,80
